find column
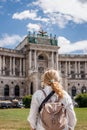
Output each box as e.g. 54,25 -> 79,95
51,52 -> 54,68
10,87 -> 14,98
0,55 -> 2,75
23,59 -> 25,76
75,61 -> 78,78
65,61 -> 67,76
13,57 -> 15,76
29,50 -> 32,69
20,58 -> 22,76
34,50 -> 37,69
64,62 -> 68,92
56,52 -> 58,70
3,56 -> 5,75
68,61 -> 71,78
10,57 -> 12,76
58,61 -> 61,71
78,61 -> 81,78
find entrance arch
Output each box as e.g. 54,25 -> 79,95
38,53 -> 48,71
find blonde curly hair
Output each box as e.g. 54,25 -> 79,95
42,69 -> 64,98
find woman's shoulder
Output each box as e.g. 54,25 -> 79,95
61,90 -> 72,105
34,86 -> 52,96
33,89 -> 44,97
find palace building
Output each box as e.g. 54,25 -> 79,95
0,31 -> 87,100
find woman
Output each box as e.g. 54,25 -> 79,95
27,69 -> 77,130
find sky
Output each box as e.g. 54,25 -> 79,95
0,0 -> 87,54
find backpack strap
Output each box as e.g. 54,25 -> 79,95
39,90 -> 55,113
41,89 -> 47,97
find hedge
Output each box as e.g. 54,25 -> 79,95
75,93 -> 87,107
22,95 -> 32,108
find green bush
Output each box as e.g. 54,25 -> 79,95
75,93 -> 87,107
22,95 -> 32,108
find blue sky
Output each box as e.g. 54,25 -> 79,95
0,0 -> 87,54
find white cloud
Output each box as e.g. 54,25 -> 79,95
12,10 -> 37,20
12,9 -> 49,23
35,17 -> 49,22
58,36 -> 87,54
35,0 -> 87,28
0,34 -> 23,49
27,23 -> 41,32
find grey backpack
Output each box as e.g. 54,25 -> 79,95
39,90 -> 67,130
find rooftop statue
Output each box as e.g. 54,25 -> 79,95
38,29 -> 47,37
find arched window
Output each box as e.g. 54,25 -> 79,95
72,86 -> 76,97
38,54 -> 48,61
38,55 -> 44,60
30,82 -> 33,95
81,86 -> 86,93
4,85 -> 9,96
14,85 -> 20,96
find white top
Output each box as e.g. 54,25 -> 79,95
27,86 -> 77,130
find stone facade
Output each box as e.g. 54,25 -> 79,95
0,32 -> 87,100
59,54 -> 87,97
0,48 -> 25,100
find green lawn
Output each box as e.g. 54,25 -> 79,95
0,108 -> 87,130
75,108 -> 87,130
0,108 -> 29,130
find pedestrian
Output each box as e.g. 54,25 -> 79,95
27,69 -> 77,130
